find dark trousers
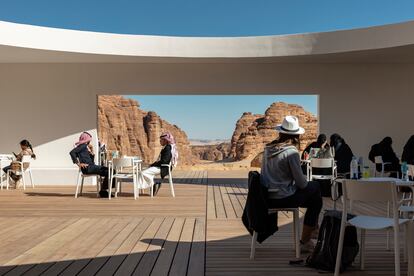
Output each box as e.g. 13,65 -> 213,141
82,164 -> 111,191
268,181 -> 322,227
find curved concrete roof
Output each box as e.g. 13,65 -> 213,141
1,20 -> 414,62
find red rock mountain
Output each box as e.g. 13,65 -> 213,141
230,102 -> 318,164
191,143 -> 231,161
98,96 -> 193,165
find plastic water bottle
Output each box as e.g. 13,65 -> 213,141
350,156 -> 359,179
401,162 -> 409,181
358,157 -> 364,178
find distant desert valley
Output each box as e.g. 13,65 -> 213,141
98,95 -> 318,170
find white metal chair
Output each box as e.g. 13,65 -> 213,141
108,157 -> 140,200
250,207 -> 300,260
160,162 -> 175,197
6,155 -> 34,190
307,158 -> 337,182
75,169 -> 100,198
334,180 -> 410,276
0,155 -> 13,189
374,156 -> 399,178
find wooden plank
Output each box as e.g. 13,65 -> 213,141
76,219 -> 131,276
187,218 -> 205,276
40,260 -> 73,276
220,185 -> 237,219
169,218 -> 195,276
0,218 -> 78,264
114,218 -> 163,276
21,262 -> 55,276
150,218 -> 185,276
96,218 -> 153,276
207,183 -> 216,219
227,184 -> 244,218
213,184 -> 226,219
132,217 -> 174,275
37,218 -> 104,263
4,218 -> 94,265
2,264 -> 34,276
0,265 -> 16,276
58,259 -> 90,276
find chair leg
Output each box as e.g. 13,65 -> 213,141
75,172 -> 81,198
360,229 -> 366,270
29,169 -> 34,188
109,178 -> 113,200
80,177 -> 84,196
115,182 -> 122,197
404,224 -> 408,263
96,176 -> 100,197
22,171 -> 26,190
293,210 -> 300,258
169,175 -> 175,197
334,216 -> 347,276
150,183 -> 153,198
394,225 -> 401,276
6,171 -> 10,190
133,176 -> 137,200
250,231 -> 258,260
387,201 -> 391,250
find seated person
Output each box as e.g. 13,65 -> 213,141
368,136 -> 400,176
330,133 -> 353,175
261,116 -> 322,253
70,132 -> 112,198
2,139 -> 36,185
138,132 -> 178,196
402,135 -> 414,165
302,134 -> 333,159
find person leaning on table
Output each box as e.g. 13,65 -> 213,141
260,115 -> 322,253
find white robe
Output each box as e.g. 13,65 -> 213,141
137,166 -> 161,189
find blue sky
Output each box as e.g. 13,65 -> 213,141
126,95 -> 317,140
1,1 -> 414,36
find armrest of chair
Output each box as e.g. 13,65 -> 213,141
161,164 -> 171,167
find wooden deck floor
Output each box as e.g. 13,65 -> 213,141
0,170 -> 410,275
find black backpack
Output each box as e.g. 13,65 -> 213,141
306,210 -> 359,272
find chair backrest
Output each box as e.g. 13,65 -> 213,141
342,179 -> 396,203
0,154 -> 13,160
21,155 -> 32,164
374,156 -> 383,164
310,158 -> 334,169
112,157 -> 135,169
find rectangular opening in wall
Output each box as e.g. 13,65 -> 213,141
97,95 -> 318,169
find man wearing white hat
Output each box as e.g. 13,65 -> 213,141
261,115 -> 322,252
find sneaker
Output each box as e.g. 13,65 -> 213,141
153,182 -> 162,196
300,240 -> 315,254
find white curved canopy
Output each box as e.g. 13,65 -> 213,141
1,20 -> 414,62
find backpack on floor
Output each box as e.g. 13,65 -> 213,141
306,210 -> 359,272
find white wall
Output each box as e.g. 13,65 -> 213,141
0,63 -> 412,184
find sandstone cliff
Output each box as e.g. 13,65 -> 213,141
230,102 -> 318,165
191,143 -> 231,161
98,95 -> 193,165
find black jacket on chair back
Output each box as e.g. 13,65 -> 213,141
242,171 -> 278,243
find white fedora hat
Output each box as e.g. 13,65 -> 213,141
275,115 -> 305,135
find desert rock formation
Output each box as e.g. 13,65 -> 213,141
191,143 -> 231,161
230,102 -> 318,165
98,95 -> 193,165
